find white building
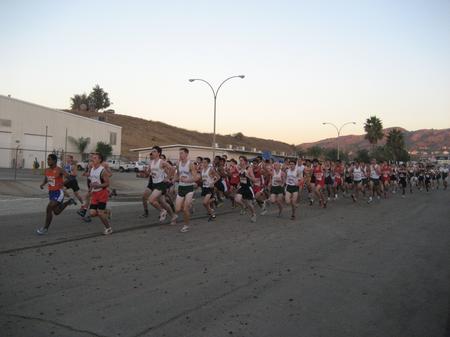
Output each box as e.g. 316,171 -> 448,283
0,95 -> 122,168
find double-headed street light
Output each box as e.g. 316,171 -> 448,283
189,75 -> 245,157
322,121 -> 356,160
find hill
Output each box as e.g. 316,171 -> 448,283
67,110 -> 450,158
297,127 -> 450,154
67,110 -> 296,159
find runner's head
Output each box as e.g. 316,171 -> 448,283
239,156 -> 248,166
179,147 -> 189,161
91,152 -> 103,166
150,146 -> 162,159
289,159 -> 296,169
202,157 -> 211,167
312,158 -> 319,167
47,154 -> 57,168
66,154 -> 74,163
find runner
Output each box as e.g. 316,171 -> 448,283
350,161 -> 363,202
87,152 -> 113,235
172,147 -> 199,232
398,164 -> 408,197
269,161 -> 286,217
285,159 -> 301,219
234,156 -> 257,222
368,159 -> 382,203
63,154 -> 83,205
147,146 -> 177,224
380,161 -> 391,198
252,157 -> 268,215
140,162 -> 153,218
36,154 -> 76,235
201,157 -> 220,221
440,164 -> 448,190
312,159 -> 327,208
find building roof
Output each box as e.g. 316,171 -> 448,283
130,144 -> 262,155
0,94 -> 122,129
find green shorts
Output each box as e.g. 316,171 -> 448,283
153,182 -> 167,193
178,185 -> 194,197
270,186 -> 284,195
286,185 -> 299,193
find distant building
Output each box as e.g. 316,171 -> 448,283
0,95 -> 122,168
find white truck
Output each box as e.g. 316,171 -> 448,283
107,159 -> 135,172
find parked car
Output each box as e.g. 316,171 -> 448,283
76,160 -> 89,171
107,160 -> 135,172
134,161 -> 148,172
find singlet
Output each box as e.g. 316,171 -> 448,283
286,168 -> 299,186
229,165 -> 240,185
271,169 -> 283,186
89,165 -> 105,192
178,160 -> 194,187
382,165 -> 390,177
253,168 -> 263,187
313,166 -> 324,182
353,167 -> 363,181
370,165 -> 380,179
297,164 -> 305,179
64,163 -> 76,180
239,166 -> 251,187
46,167 -> 64,191
202,166 -> 215,188
398,170 -> 407,180
150,159 -> 165,184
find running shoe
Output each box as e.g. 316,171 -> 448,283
77,209 -> 86,217
68,198 -> 77,206
140,211 -> 149,218
208,214 -> 216,222
250,214 -> 257,223
240,208 -> 246,215
36,227 -> 48,235
103,227 -> 113,235
351,194 -> 356,202
159,209 -> 168,222
260,208 -> 268,216
170,214 -> 178,225
367,197 -> 373,204
180,225 -> 190,233
83,215 -> 92,223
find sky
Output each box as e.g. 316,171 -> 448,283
1,0 -> 449,144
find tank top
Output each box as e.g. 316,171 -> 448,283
286,168 -> 299,186
89,165 -> 105,192
253,169 -> 263,187
271,169 -> 283,186
178,160 -> 194,187
202,166 -> 215,188
46,167 -> 64,191
313,166 -> 324,182
370,165 -> 380,179
239,167 -> 251,186
150,159 -> 165,184
353,167 -> 363,181
64,163 -> 76,180
297,164 -> 305,178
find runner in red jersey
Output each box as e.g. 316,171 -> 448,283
36,154 -> 76,235
333,160 -> 344,199
312,159 -> 327,208
380,161 -> 391,198
252,157 -> 268,214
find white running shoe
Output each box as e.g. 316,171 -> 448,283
36,227 -> 48,235
180,225 -> 190,233
103,227 -> 113,235
159,209 -> 168,222
250,214 -> 257,223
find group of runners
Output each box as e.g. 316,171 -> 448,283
37,146 -> 449,235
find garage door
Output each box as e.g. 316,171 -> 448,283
0,132 -> 12,168
23,134 -> 53,169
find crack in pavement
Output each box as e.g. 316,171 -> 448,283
0,312 -> 109,337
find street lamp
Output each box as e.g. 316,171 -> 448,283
322,121 -> 356,161
189,75 -> 245,157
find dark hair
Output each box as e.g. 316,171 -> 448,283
196,156 -> 203,162
180,147 -> 189,154
48,154 -> 57,162
230,159 -> 237,164
239,156 -> 248,162
289,159 -> 296,164
204,157 -> 211,163
152,146 -> 162,154
219,157 -> 226,163
160,154 -> 166,160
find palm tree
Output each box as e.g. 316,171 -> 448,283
70,93 -> 89,110
69,136 -> 90,160
364,116 -> 384,151
386,128 -> 405,161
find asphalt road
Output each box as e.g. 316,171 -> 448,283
0,189 -> 449,337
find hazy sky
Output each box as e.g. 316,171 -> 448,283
1,0 -> 449,144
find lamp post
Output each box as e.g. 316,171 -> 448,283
322,121 -> 356,160
189,75 -> 245,158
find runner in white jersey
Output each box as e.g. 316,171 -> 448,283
350,161 -> 363,202
148,146 -> 176,223
201,157 -> 220,221
172,147 -> 199,233
269,161 -> 286,217
368,159 -> 382,203
285,159 -> 301,220
440,165 -> 449,190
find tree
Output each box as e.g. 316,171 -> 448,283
70,93 -> 89,110
324,148 -> 348,162
89,84 -> 111,112
370,146 -> 390,162
296,148 -> 306,158
364,116 -> 384,150
69,136 -> 90,160
355,149 -> 370,163
306,146 -> 323,159
95,141 -> 112,159
386,128 -> 407,162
